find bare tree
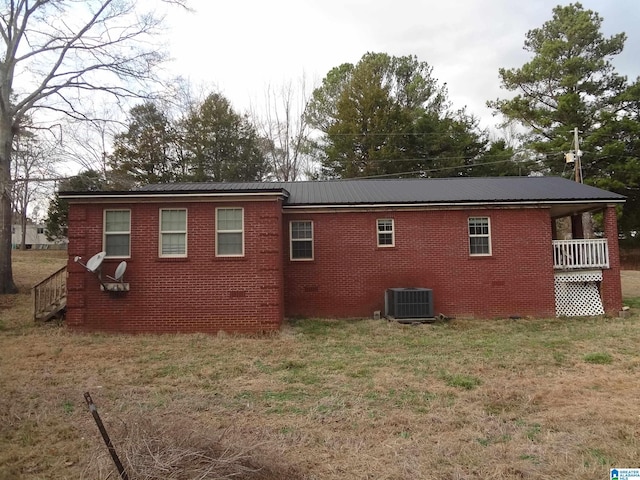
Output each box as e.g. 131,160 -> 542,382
252,77 -> 313,181
58,108 -> 122,180
11,128 -> 57,249
0,0 -> 187,293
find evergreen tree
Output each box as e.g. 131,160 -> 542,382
180,93 -> 268,182
488,3 -> 627,173
110,103 -> 180,187
488,2 -> 639,234
307,52 -> 489,178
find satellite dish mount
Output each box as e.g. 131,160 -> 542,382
74,253 -> 129,292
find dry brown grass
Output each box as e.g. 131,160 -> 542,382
2,251 -> 640,479
621,270 -> 640,299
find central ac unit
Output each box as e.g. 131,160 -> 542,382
385,288 -> 434,319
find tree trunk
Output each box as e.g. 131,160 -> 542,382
0,119 -> 18,294
20,209 -> 27,250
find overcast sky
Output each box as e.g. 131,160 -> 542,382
164,0 -> 640,132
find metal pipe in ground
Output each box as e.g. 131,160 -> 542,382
84,391 -> 129,480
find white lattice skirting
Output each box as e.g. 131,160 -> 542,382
554,270 -> 604,317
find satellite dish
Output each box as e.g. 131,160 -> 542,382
107,261 -> 127,282
85,251 -> 106,272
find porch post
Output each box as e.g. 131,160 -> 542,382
551,218 -> 558,240
571,214 -> 584,239
601,205 -> 622,315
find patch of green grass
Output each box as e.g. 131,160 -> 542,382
477,437 -> 490,447
62,400 -> 74,415
439,371 -> 482,390
585,448 -> 611,467
551,350 -> 567,365
525,423 -> 542,441
290,318 -> 345,336
583,352 -> 613,364
623,297 -> 640,308
277,360 -> 306,371
253,359 -> 272,373
346,367 -> 372,379
381,388 -> 436,412
478,434 -> 512,447
262,389 -> 308,403
520,454 -> 540,464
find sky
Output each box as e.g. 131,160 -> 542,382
163,0 -> 640,132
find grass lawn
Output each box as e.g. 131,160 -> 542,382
2,250 -> 640,479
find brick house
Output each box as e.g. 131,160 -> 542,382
59,176 -> 625,334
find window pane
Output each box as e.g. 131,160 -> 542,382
106,234 -> 130,257
292,240 -> 313,259
378,233 -> 393,245
291,221 -> 312,239
161,210 -> 186,231
161,233 -> 186,255
218,232 -> 242,255
469,218 -> 488,235
106,211 -> 130,232
469,237 -> 489,255
217,209 -> 242,231
378,219 -> 393,232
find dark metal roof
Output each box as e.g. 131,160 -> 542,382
136,177 -> 624,206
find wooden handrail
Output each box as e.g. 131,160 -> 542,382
32,265 -> 67,321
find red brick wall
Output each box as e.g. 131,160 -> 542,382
601,205 -> 623,315
66,199 -> 284,334
283,208 -> 558,319
66,200 -> 624,333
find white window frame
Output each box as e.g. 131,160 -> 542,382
377,218 -> 395,247
468,216 -> 491,256
103,209 -> 131,258
216,207 -> 244,257
290,220 -> 314,261
159,209 -> 187,258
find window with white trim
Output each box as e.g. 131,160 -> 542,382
377,218 -> 394,247
468,217 -> 491,255
159,209 -> 187,257
290,221 -> 313,260
216,208 -> 244,256
104,210 -> 131,258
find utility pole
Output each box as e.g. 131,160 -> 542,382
573,127 -> 582,183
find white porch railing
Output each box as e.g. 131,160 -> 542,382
552,239 -> 609,270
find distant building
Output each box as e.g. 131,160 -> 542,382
11,223 -> 67,249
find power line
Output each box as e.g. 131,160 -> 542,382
12,176 -> 71,183
338,157 -> 551,180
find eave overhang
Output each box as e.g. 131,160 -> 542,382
59,189 -> 290,203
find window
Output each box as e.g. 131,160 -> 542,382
468,217 -> 491,255
104,210 -> 131,257
377,219 -> 394,247
216,208 -> 243,256
36,227 -> 44,235
290,221 -> 313,260
159,209 -> 187,257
